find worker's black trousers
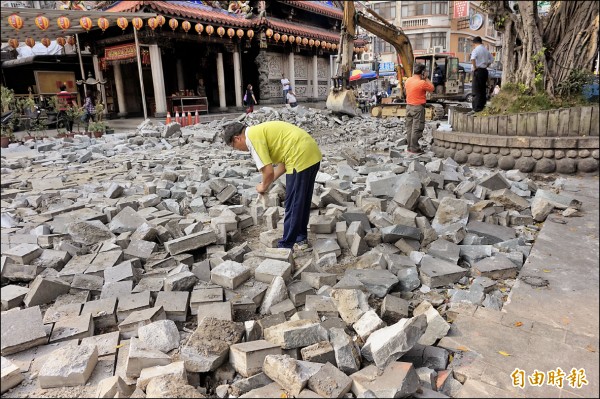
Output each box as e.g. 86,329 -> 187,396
472,68 -> 489,112
278,162 -> 321,249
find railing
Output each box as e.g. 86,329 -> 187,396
402,19 -> 429,28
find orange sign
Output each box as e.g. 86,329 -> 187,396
105,43 -> 136,61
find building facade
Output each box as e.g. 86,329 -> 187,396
365,1 -> 501,68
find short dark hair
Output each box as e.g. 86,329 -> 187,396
60,84 -> 67,91
222,121 -> 245,145
472,36 -> 482,43
414,63 -> 426,75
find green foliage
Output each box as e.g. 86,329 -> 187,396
481,82 -> 591,116
47,95 -> 60,112
555,69 -> 594,97
532,48 -> 546,92
66,105 -> 85,122
88,120 -> 106,133
1,86 -> 15,112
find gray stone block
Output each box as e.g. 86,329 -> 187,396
38,343 -> 98,388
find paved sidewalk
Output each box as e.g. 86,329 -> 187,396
439,175 -> 599,398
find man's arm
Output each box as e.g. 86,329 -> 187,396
256,164 -> 275,193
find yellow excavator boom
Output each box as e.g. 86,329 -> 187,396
326,1 -> 414,116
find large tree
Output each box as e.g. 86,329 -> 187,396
483,1 -> 599,96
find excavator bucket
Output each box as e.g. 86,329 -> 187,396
326,88 -> 357,116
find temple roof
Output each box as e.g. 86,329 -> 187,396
282,1 -> 343,19
105,1 -> 261,27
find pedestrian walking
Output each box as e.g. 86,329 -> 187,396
286,88 -> 298,108
81,89 -> 96,134
244,84 -> 257,114
222,121 -> 322,251
404,63 -> 434,154
281,74 -> 290,104
470,36 -> 494,113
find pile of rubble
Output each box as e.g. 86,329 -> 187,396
0,112 -> 583,398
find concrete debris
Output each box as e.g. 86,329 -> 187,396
0,105 -> 577,398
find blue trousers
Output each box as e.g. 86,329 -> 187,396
278,162 -> 320,249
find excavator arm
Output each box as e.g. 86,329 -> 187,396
327,1 -> 414,115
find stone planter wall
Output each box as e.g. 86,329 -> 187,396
432,105 -> 600,174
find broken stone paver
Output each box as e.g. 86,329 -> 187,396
137,319 -> 180,353
472,254 -> 519,279
1,306 -> 47,355
211,260 -> 252,289
118,306 -> 167,339
1,356 -> 24,394
229,340 -> 282,377
419,255 -> 468,288
413,301 -> 451,346
49,313 -> 94,343
361,314 -> 428,368
125,337 -> 171,378
264,319 -> 328,349
22,275 -> 71,307
307,362 -> 352,397
38,343 -> 98,388
0,285 -> 29,310
262,355 -> 322,396
350,362 -> 420,398
81,331 -> 121,357
136,360 -> 187,390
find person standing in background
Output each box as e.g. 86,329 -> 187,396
245,84 -> 257,114
470,36 -> 494,113
281,74 -> 290,104
57,84 -> 74,133
286,88 -> 298,108
404,63 -> 434,154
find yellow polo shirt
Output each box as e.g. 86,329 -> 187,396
246,121 -> 322,174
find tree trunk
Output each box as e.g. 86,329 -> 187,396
543,1 -> 599,95
484,0 -> 599,96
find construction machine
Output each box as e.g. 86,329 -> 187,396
327,1 -> 466,120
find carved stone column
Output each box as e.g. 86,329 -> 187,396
149,44 -> 167,117
234,48 -> 242,108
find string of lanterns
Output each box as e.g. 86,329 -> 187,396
6,13 -> 346,52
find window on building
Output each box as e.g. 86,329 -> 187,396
373,2 -> 396,19
409,33 -> 447,51
401,1 -> 448,17
374,37 -> 393,53
458,37 -> 472,57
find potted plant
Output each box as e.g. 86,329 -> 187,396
88,121 -> 106,138
1,124 -> 14,148
66,105 -> 85,135
1,85 -> 15,113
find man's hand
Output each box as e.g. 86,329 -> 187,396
256,182 -> 268,193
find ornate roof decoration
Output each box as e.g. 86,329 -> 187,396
282,1 -> 343,19
104,1 -> 260,27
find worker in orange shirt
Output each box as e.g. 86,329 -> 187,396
404,63 -> 434,154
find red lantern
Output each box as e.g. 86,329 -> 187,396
217,26 -> 225,37
236,29 -> 244,39
288,35 -> 294,44
182,21 -> 191,33
265,28 -> 273,38
41,37 -> 51,48
315,40 -> 320,47
25,37 -> 35,48
79,16 -> 93,31
326,42 -> 332,49
57,16 -> 70,31
309,39 -> 315,47
247,29 -> 254,40
97,17 -> 109,32
8,38 -> 19,49
156,15 -> 166,27
67,36 -> 75,46
227,28 -> 235,39
147,17 -> 158,31
273,32 -> 280,42
35,15 -> 50,31
169,18 -> 178,31
132,17 -> 143,30
8,14 -> 23,31
206,25 -> 214,36
281,34 -> 288,43
302,38 -> 308,46
116,17 -> 128,31
195,23 -> 204,34
56,37 -> 66,47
